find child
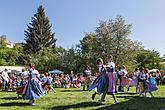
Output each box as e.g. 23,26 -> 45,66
149,73 -> 156,85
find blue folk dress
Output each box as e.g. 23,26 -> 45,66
24,69 -> 44,100
88,65 -> 108,94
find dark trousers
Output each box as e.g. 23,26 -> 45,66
3,80 -> 8,91
118,75 -> 124,92
83,84 -> 89,91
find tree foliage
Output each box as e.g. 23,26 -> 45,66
79,15 -> 142,71
24,5 -> 56,55
0,45 -> 24,66
136,49 -> 162,69
0,13 -> 163,73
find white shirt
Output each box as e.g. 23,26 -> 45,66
118,69 -> 127,76
1,71 -> 9,82
84,69 -> 91,76
32,69 -> 40,77
108,61 -> 115,68
21,71 -> 29,79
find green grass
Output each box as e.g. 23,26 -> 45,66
0,86 -> 165,110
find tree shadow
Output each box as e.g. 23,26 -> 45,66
0,102 -> 29,106
117,92 -> 137,95
60,89 -> 84,92
0,96 -> 23,100
116,95 -> 139,99
50,97 -> 165,110
95,97 -> 165,110
51,102 -> 101,110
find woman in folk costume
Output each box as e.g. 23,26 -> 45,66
106,55 -> 118,104
24,63 -> 44,106
88,58 -> 108,104
132,68 -> 140,94
126,68 -> 140,93
119,65 -> 129,91
143,69 -> 157,97
16,69 -> 29,99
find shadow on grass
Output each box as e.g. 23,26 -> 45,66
117,92 -> 137,95
0,90 -> 15,92
0,102 -> 29,106
51,97 -> 165,110
51,102 -> 101,110
60,89 -> 84,92
0,96 -> 23,100
96,97 -> 165,110
116,95 -> 139,99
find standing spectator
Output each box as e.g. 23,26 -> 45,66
1,68 -> 9,91
83,66 -> 91,91
69,71 -> 74,88
155,70 -> 161,86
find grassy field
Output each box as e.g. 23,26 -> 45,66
0,86 -> 165,110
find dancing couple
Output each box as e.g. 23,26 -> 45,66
88,55 -> 118,105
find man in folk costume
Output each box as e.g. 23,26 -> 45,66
117,67 -> 123,92
138,67 -> 146,96
42,72 -> 55,94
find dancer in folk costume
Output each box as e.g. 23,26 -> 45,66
88,58 -> 108,104
149,73 -> 156,85
118,65 -> 129,92
16,69 -> 29,99
83,66 -> 92,91
106,55 -> 118,104
138,67 -> 147,97
143,69 -> 158,97
137,67 -> 157,97
118,67 -> 123,92
133,68 -> 140,94
126,68 -> 140,93
23,63 -> 44,106
42,72 -> 56,94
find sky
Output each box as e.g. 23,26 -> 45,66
0,0 -> 165,56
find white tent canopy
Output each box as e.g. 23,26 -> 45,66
48,69 -> 64,74
0,66 -> 25,73
150,69 -> 158,73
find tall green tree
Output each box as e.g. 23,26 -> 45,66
136,49 -> 162,69
24,5 -> 56,55
79,15 -> 142,71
